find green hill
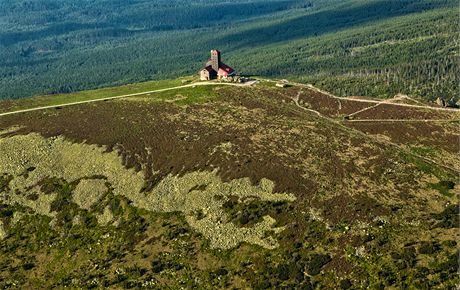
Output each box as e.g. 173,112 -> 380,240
0,81 -> 458,288
0,0 -> 457,101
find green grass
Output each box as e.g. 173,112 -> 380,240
0,78 -> 187,114
139,84 -> 221,106
429,181 -> 455,197
409,146 -> 438,157
401,152 -> 456,181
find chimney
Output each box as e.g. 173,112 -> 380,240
210,50 -> 221,72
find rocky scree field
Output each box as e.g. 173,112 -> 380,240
0,83 -> 458,289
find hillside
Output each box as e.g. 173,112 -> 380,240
0,0 -> 458,101
0,80 -> 458,288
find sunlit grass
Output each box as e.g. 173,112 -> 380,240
0,78 -> 188,114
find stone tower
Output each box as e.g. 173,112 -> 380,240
210,50 -> 221,72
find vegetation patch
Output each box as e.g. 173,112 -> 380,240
129,85 -> 220,106
432,204 -> 459,229
0,82 -> 458,288
73,179 -> 108,210
400,152 -> 455,181
429,180 -> 456,197
223,197 -> 291,227
0,220 -> 6,240
0,174 -> 13,193
136,171 -> 296,249
306,253 -> 332,275
0,132 -> 295,249
409,146 -> 438,157
97,206 -> 114,226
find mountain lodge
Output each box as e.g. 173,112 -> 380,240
200,50 -> 236,81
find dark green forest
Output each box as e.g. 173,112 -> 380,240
0,0 -> 458,101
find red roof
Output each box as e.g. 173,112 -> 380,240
218,63 -> 235,76
202,62 -> 235,77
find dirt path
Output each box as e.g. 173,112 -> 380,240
291,88 -> 457,123
287,81 -> 459,113
347,95 -> 407,118
291,89 -> 322,117
285,81 -> 458,126
289,90 -> 458,173
395,94 -> 426,106
0,81 -> 258,117
2,78 -> 456,117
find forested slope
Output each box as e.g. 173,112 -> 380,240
0,0 -> 457,101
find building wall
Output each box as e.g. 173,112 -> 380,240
200,70 -> 210,81
211,50 -> 221,72
200,69 -> 217,81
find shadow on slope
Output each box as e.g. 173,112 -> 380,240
218,0 -> 456,50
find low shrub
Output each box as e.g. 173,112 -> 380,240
0,174 -> 13,192
432,204 -> 459,229
442,240 -> 457,248
38,177 -> 67,195
277,264 -> 290,280
214,267 -> 228,276
306,254 -> 331,276
436,251 -> 459,274
418,241 -> 441,255
400,247 -> 416,268
340,279 -> 352,289
439,180 -> 455,190
151,259 -> 165,273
